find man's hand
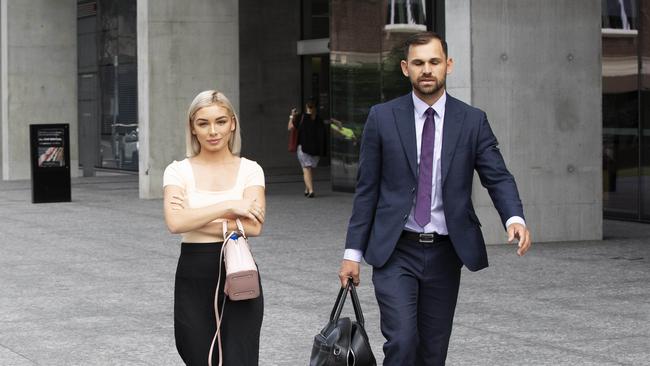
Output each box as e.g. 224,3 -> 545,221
507,223 -> 532,256
339,260 -> 360,287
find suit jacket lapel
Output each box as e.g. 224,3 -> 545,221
441,95 -> 466,186
393,95 -> 417,178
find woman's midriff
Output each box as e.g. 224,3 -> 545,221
181,231 -> 223,243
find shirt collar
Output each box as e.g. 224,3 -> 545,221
412,91 -> 447,118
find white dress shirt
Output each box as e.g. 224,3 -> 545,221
344,92 -> 525,262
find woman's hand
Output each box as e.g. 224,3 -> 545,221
288,107 -> 297,131
230,198 -> 265,223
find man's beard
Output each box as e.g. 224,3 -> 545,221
412,77 -> 445,96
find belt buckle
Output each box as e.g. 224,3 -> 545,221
419,233 -> 435,243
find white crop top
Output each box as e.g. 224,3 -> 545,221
163,157 -> 265,242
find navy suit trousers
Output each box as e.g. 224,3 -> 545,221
372,236 -> 462,366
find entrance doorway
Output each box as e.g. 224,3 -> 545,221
76,0 -> 138,176
301,54 -> 331,165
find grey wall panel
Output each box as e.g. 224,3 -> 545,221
470,0 -> 602,243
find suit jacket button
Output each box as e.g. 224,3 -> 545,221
411,187 -> 416,193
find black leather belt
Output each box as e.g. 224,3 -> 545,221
400,230 -> 450,244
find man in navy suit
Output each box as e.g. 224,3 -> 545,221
339,32 -> 532,365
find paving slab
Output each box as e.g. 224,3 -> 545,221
0,175 -> 649,365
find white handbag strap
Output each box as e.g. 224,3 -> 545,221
223,218 -> 245,238
222,220 -> 229,241
208,244 -> 226,366
209,221 -> 232,366
208,219 -> 248,366
235,218 -> 246,238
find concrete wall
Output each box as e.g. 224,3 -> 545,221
445,0 -> 471,104
239,0 -> 301,172
0,0 -> 77,180
469,0 -> 602,243
137,0 -> 239,198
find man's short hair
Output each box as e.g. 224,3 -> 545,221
403,31 -> 448,60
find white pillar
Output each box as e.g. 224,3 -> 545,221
0,0 -> 77,180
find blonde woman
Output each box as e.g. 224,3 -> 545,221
163,90 -> 265,365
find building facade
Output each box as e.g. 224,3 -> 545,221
3,0 -> 641,243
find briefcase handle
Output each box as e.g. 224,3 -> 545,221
348,280 -> 365,327
329,278 -> 365,327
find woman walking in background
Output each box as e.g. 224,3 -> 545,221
287,101 -> 325,197
163,90 -> 266,365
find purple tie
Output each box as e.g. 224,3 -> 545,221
415,107 -> 435,227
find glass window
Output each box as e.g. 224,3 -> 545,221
385,0 -> 427,32
329,0 -> 440,191
601,0 -> 646,220
302,0 -> 330,39
640,4 -> 650,220
602,0 -> 638,30
97,0 -> 138,171
602,92 -> 639,218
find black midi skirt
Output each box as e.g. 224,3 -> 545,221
174,243 -> 264,366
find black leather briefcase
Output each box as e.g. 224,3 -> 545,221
309,279 -> 376,366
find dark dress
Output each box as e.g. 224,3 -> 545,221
174,243 -> 264,365
294,113 -> 325,156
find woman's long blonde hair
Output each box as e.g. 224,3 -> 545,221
185,90 -> 241,157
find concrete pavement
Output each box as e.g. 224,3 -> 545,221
0,174 -> 649,365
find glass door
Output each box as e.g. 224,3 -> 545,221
602,0 -> 641,219
640,3 -> 650,220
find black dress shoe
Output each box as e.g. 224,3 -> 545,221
307,192 -> 315,198
304,191 -> 309,196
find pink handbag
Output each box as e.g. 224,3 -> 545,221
222,219 -> 260,300
209,219 -> 260,366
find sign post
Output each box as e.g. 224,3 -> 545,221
29,124 -> 71,203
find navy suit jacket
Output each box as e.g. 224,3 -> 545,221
344,93 -> 524,272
